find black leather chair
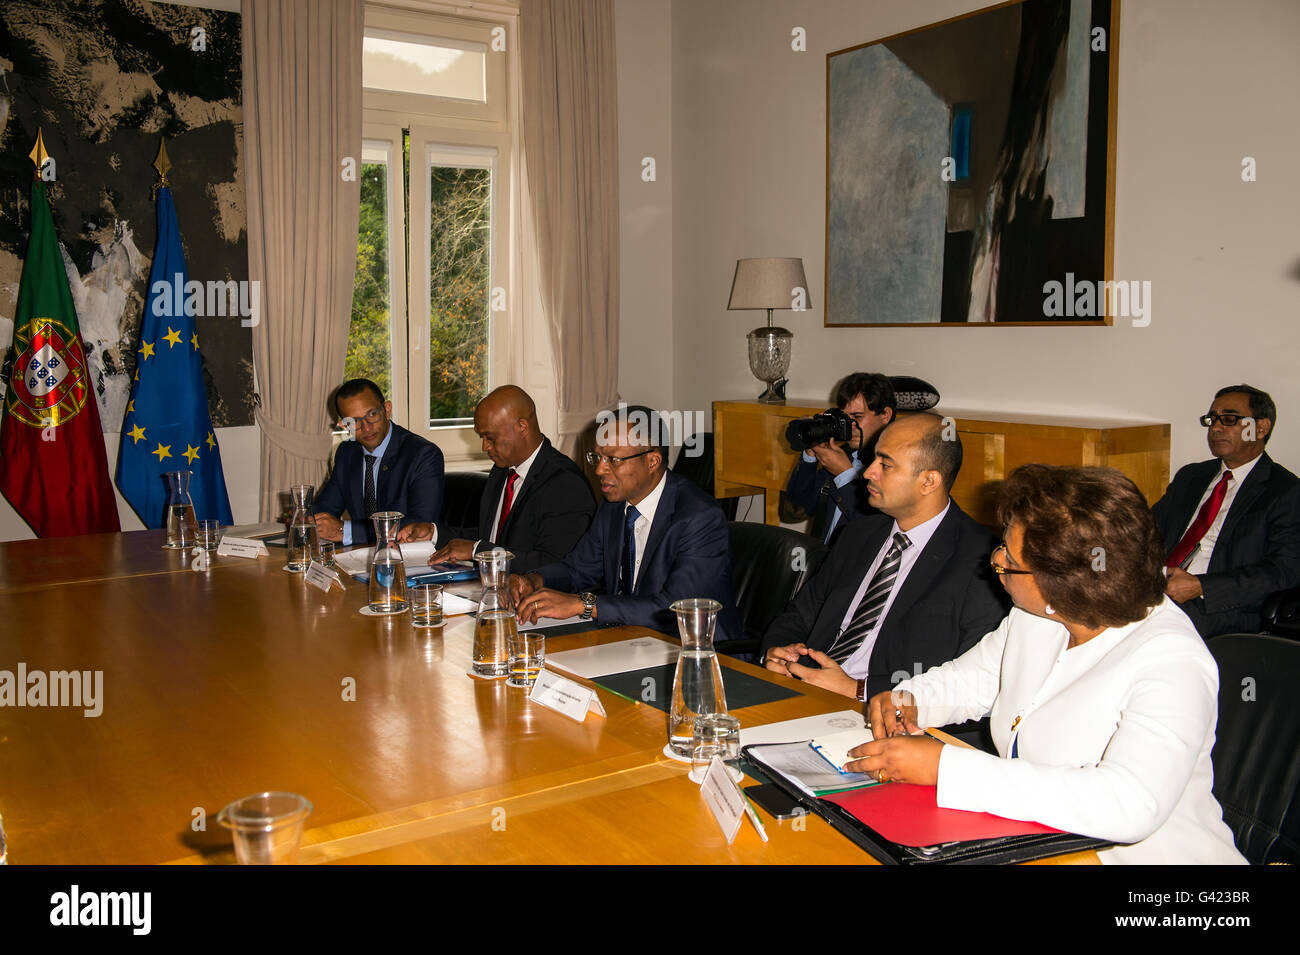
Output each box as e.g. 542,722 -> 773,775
1261,584 -> 1300,640
1208,632 -> 1300,863
718,522 -> 827,659
673,432 -> 738,520
440,471 -> 489,530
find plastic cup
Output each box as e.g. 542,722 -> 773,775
217,791 -> 313,865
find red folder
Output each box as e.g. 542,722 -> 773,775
823,783 -> 1061,847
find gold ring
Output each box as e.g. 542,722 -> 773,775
877,769 -> 889,783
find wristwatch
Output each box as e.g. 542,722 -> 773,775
579,592 -> 596,620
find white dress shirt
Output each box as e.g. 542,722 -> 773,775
623,470 -> 669,591
1181,452 -> 1261,575
340,425 -> 394,547
838,502 -> 950,679
896,599 -> 1245,865
476,439 -> 544,553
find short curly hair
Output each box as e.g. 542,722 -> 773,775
996,465 -> 1165,629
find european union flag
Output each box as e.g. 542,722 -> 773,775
116,185 -> 233,527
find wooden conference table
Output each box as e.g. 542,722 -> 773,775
0,530 -> 1094,865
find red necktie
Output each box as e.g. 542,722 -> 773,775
1166,471 -> 1232,569
495,469 -> 519,540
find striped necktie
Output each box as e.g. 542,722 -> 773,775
828,532 -> 911,665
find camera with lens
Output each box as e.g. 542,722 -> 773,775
786,408 -> 856,451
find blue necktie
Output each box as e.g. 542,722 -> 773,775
620,505 -> 640,595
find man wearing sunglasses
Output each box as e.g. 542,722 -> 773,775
1152,384 -> 1300,637
312,378 -> 445,546
511,404 -> 741,640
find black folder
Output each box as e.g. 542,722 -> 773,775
741,742 -> 1113,865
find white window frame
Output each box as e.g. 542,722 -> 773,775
360,2 -> 517,467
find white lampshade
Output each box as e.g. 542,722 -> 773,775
727,257 -> 811,312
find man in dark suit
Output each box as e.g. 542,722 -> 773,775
398,385 -> 595,573
762,413 -> 1008,712
1152,384 -> 1300,638
512,404 -> 741,640
312,378 -> 444,546
785,372 -> 895,546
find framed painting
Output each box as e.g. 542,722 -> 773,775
825,0 -> 1120,326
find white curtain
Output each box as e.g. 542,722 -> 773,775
520,0 -> 620,455
242,0 -> 363,516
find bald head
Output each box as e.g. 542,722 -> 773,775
475,385 -> 542,468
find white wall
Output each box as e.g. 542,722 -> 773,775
616,0 -> 676,415
622,0 -> 1300,474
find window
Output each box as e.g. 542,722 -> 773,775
363,31 -> 487,103
348,5 -> 515,464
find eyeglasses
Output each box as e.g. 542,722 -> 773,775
1199,413 -> 1250,428
586,449 -> 653,468
990,544 -> 1034,576
341,407 -> 385,429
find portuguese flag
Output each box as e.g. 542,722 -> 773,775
0,181 -> 120,537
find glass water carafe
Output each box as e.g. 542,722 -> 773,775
285,484 -> 320,572
367,511 -> 408,613
473,549 -> 516,677
668,598 -> 728,757
163,470 -> 198,549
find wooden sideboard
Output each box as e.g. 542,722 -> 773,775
712,399 -> 1170,528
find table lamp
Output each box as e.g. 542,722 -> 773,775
727,257 -> 809,403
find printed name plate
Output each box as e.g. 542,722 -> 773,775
700,755 -> 746,844
528,669 -> 607,722
304,560 -> 342,593
217,536 -> 269,558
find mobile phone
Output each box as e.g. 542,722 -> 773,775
744,783 -> 804,820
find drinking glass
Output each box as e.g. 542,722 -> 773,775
410,583 -> 443,628
198,519 -> 222,552
507,629 -> 545,687
689,713 -> 742,783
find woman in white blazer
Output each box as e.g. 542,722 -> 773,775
847,464 -> 1245,864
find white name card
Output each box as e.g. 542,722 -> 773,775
528,669 -> 607,722
217,536 -> 269,559
700,755 -> 746,844
304,560 -> 342,593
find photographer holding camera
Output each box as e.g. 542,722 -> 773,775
786,372 -> 895,545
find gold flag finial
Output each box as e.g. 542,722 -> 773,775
152,137 -> 171,198
153,137 -> 171,185
29,128 -> 49,181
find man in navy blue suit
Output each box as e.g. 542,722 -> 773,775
312,378 -> 445,546
512,404 -> 741,640
1152,384 -> 1300,637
